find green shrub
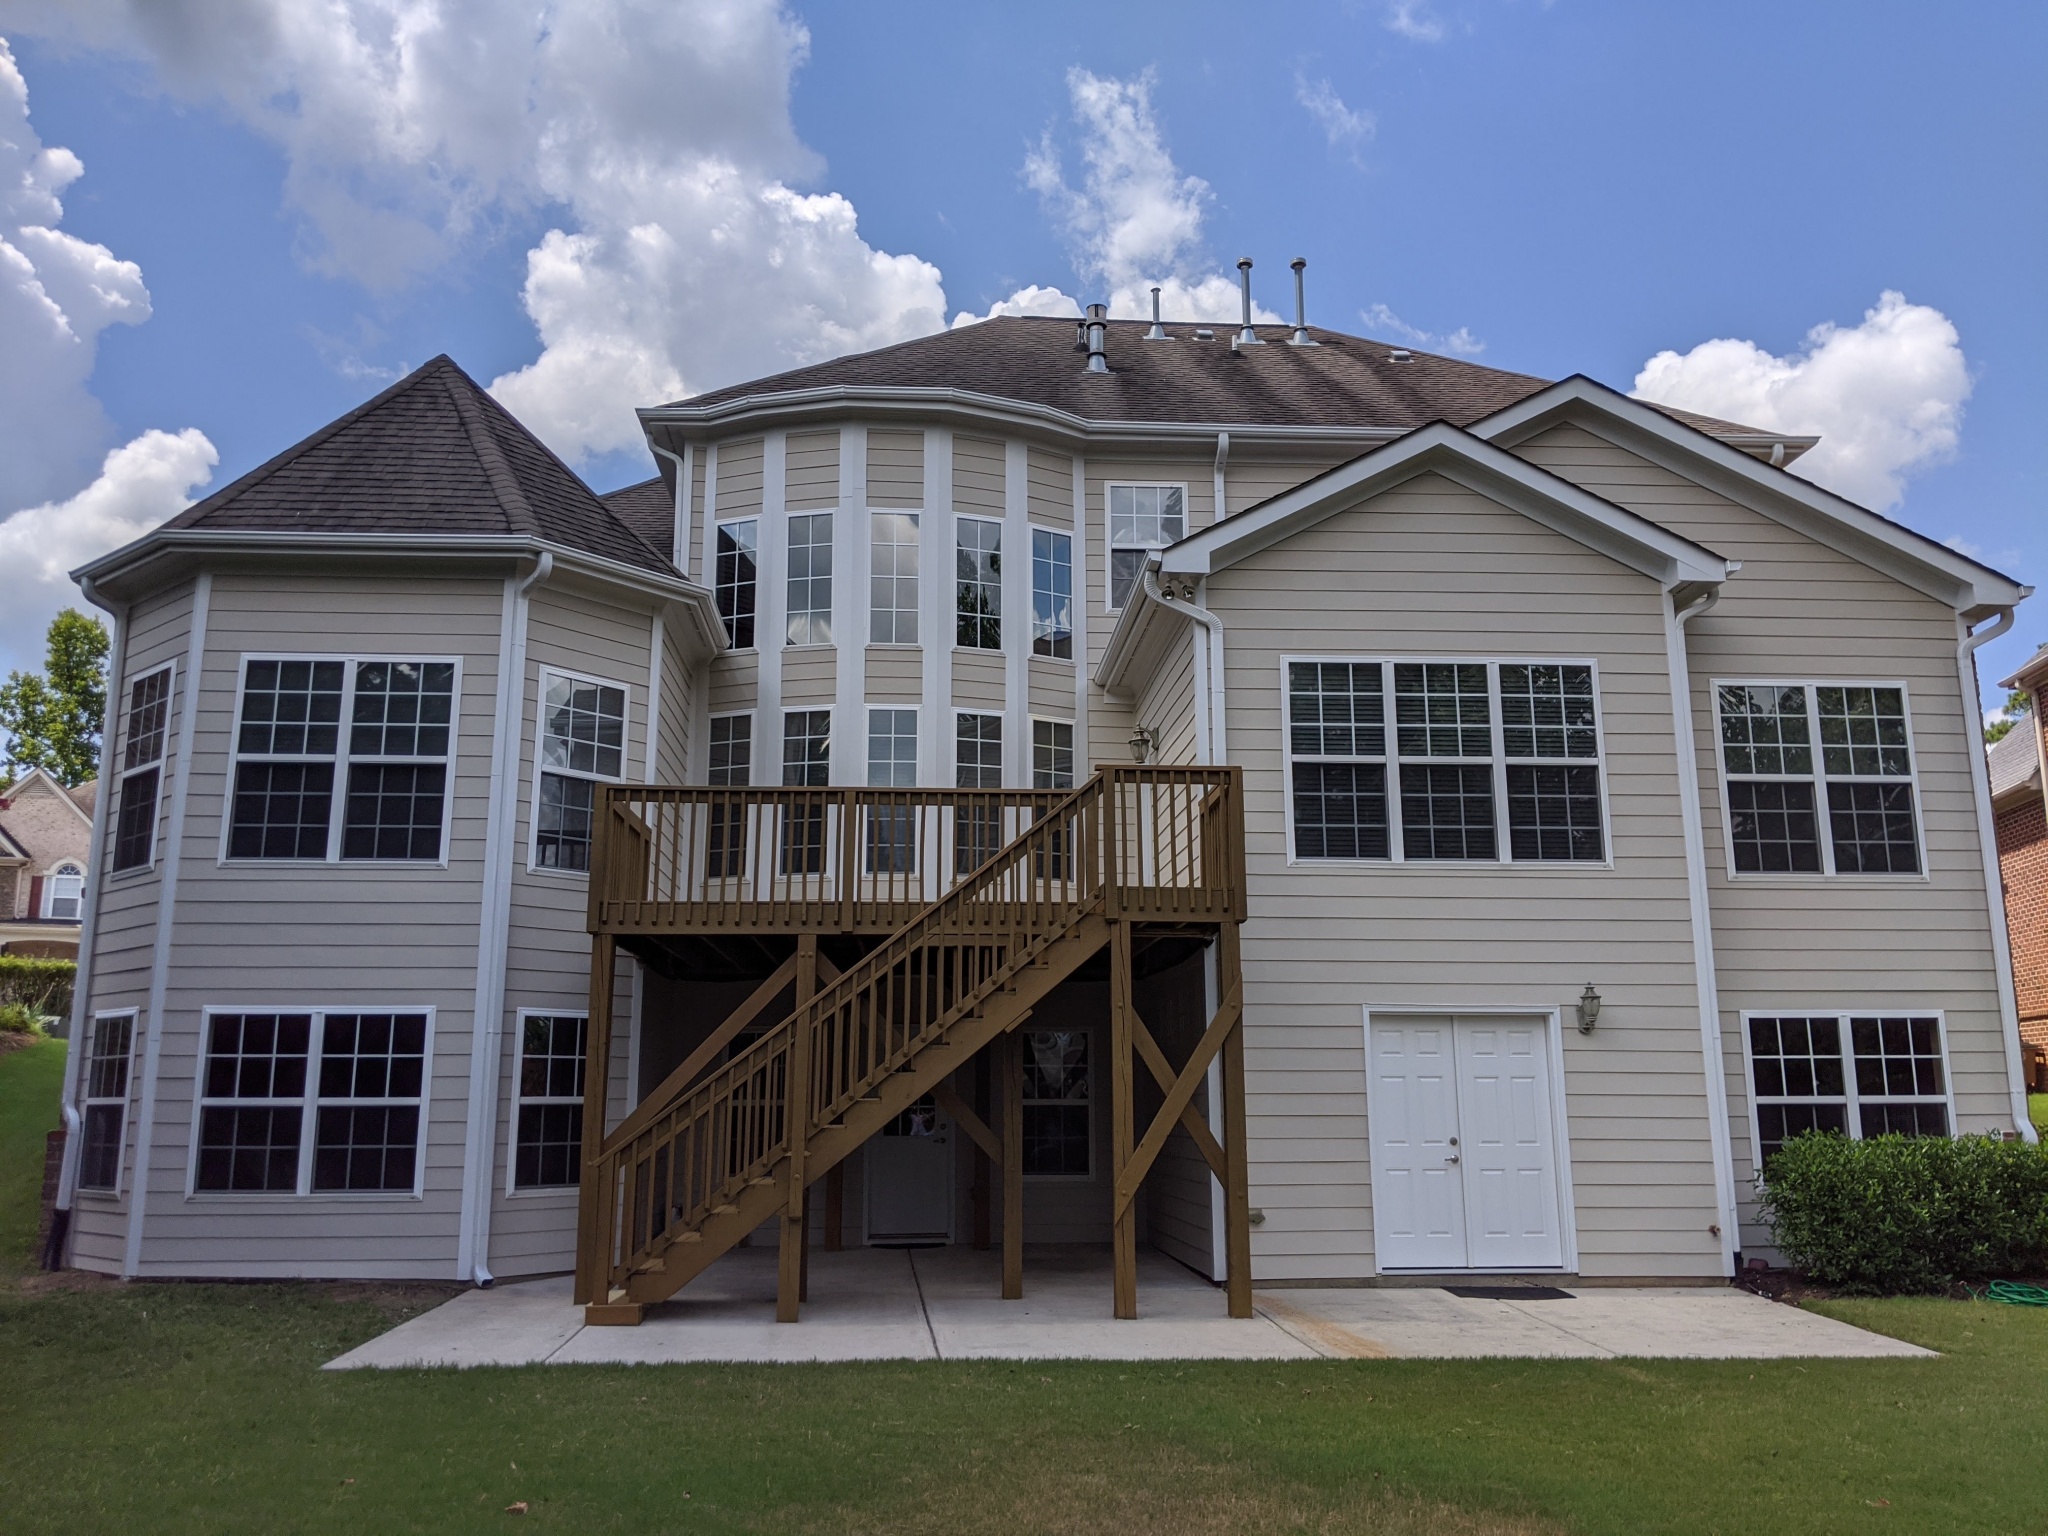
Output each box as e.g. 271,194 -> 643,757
1758,1132 -> 2048,1293
0,1002 -> 47,1037
0,956 -> 73,1020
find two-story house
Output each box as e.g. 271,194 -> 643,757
49,309 -> 2034,1323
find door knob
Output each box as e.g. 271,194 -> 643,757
1446,1154 -> 1460,1164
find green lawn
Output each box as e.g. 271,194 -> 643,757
0,1035 -> 65,1271
2031,1091 -> 2048,1139
5,1044 -> 2046,1534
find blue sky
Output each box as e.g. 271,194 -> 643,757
1,0 -> 2042,700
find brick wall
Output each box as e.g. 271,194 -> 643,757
1996,793 -> 2048,1052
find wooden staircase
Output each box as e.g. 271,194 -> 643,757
572,766 -> 1248,1324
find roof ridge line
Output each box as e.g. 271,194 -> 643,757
443,364 -> 543,539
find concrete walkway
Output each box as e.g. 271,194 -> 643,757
325,1246 -> 1931,1369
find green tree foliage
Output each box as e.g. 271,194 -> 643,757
1986,684 -> 2034,744
0,610 -> 110,786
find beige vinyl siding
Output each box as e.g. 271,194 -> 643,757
1208,472 -> 1721,1281
112,573 -> 503,1277
688,453 -> 707,573
953,436 -> 1005,517
1027,447 -> 1074,528
1222,454 -> 1348,521
865,646 -> 922,703
781,648 -> 837,705
654,619 -> 695,783
785,430 -> 839,511
1028,657 -> 1077,717
715,437 -> 765,518
709,652 -> 759,714
1136,624 -> 1200,766
1511,422 -> 2017,1244
1137,950 -> 1217,1273
867,430 -> 923,507
72,581 -> 200,1266
951,650 -> 1005,710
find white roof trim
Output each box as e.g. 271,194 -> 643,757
1472,376 -> 2030,618
1094,558 -> 1193,695
1156,422 -> 1732,589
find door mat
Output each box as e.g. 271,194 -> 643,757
1443,1284 -> 1575,1301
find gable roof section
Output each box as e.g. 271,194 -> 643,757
0,767 -> 95,830
600,477 -> 676,559
160,356 -> 676,576
1472,376 -> 2029,619
1988,725 -> 2042,806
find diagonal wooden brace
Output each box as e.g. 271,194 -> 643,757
1113,978 -> 1243,1216
932,1079 -> 1001,1164
1129,1012 -> 1227,1183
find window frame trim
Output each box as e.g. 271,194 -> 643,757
1738,1006 -> 1958,1176
1103,480 -> 1191,614
952,512 -> 1004,653
1278,654 -> 1615,870
218,652 -> 464,870
866,508 -> 922,649
784,509 -> 836,649
705,710 -> 755,788
1028,714 -> 1077,791
184,1004 -> 437,1201
1019,1024 -> 1096,1182
504,1008 -> 589,1199
1028,522 -> 1076,663
525,663 -> 633,879
42,861 -> 86,921
76,1008 -> 138,1199
712,516 -> 761,653
952,708 -> 1006,790
1710,676 -> 1931,884
111,660 -> 175,878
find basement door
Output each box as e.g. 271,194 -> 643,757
865,1095 -> 955,1245
1365,1014 -> 1565,1271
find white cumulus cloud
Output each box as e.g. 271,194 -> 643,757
1360,302 -> 1484,356
1632,291 -> 1970,513
0,428 -> 217,663
1295,76 -> 1374,166
1384,1 -> 1448,42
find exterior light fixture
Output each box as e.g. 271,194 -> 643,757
1129,726 -> 1156,763
1575,983 -> 1602,1034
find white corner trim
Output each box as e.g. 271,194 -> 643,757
123,571 -> 211,1277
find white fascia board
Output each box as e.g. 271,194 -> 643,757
1472,377 -> 2031,617
1094,559 -> 1191,694
1157,422 -> 1730,590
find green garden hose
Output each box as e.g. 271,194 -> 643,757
1985,1280 -> 2048,1306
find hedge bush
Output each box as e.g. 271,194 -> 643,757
0,1002 -> 46,1037
0,956 -> 73,1020
1758,1131 -> 2048,1293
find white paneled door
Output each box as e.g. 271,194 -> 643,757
1367,1015 -> 1565,1271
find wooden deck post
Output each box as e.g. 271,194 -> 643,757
1001,1025 -> 1023,1299
1218,920 -> 1253,1319
573,931 -> 617,1308
823,1163 -> 844,1251
970,1049 -> 991,1251
1109,918 -> 1138,1319
777,933 -> 819,1323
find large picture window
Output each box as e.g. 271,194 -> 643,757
714,520 -> 758,649
532,670 -> 627,874
1020,1029 -> 1092,1177
227,658 -> 456,864
1746,1012 -> 1951,1166
956,517 -> 1001,649
869,511 -> 919,645
193,1009 -> 430,1195
865,707 -> 918,874
1717,683 -> 1922,876
77,1012 -> 135,1193
1284,658 -> 1607,864
780,709 -> 831,875
1031,528 -> 1073,659
787,512 -> 834,645
512,1013 -> 586,1190
1107,484 -> 1185,609
113,664 -> 172,872
705,713 -> 751,878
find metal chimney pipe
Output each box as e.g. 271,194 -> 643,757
1235,258 -> 1263,345
1289,257 -> 1318,347
1085,302 -> 1109,373
1145,286 -> 1169,341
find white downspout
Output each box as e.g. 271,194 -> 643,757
1666,586 -> 1740,1273
1956,607 -> 2036,1142
458,551 -> 551,1286
1141,562 -> 1228,765
49,581 -> 127,1260
651,444 -> 690,576
1211,432 -> 1230,529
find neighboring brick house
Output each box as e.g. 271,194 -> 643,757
0,767 -> 95,959
1994,648 -> 2048,1069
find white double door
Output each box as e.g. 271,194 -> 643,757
1366,1014 -> 1565,1271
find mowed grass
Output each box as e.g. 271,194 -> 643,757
5,1046 -> 2047,1534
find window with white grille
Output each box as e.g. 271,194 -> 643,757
77,1012 -> 135,1193
532,670 -> 628,874
113,665 -> 171,872
1746,1013 -> 1952,1166
786,512 -> 834,645
870,511 -> 919,644
512,1013 -> 586,1190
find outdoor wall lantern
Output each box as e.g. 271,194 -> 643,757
1129,725 -> 1156,763
1575,983 -> 1603,1034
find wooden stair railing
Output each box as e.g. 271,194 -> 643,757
575,766 -> 1242,1319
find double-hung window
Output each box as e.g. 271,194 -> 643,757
714,520 -> 758,649
1746,1013 -> 1951,1166
228,658 -> 455,863
44,862 -> 84,920
957,518 -> 1002,649
512,1013 -> 586,1190
787,512 -> 834,645
865,707 -> 918,874
1020,1029 -> 1091,1176
780,709 -> 831,875
533,670 -> 627,874
1032,529 -> 1073,659
955,713 -> 1003,874
870,511 -> 919,644
113,665 -> 171,872
77,1012 -> 135,1193
1031,719 -> 1075,790
1107,484 -> 1185,609
705,713 -> 751,878
193,1009 -> 429,1194
1285,658 -> 1608,864
1717,684 -> 1922,876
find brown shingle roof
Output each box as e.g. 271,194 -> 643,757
600,477 -> 674,555
167,356 -> 676,575
669,317 -> 1779,439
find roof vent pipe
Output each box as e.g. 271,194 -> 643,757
1084,302 -> 1110,373
1289,258 -> 1319,347
1145,286 -> 1170,341
1235,259 -> 1264,345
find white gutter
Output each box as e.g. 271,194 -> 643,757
457,551 -> 551,1285
1956,606 -> 2037,1143
650,444 -> 690,575
123,572 -> 212,1277
49,580 -> 127,1254
1665,586 -> 1741,1273
1212,431 -> 1230,527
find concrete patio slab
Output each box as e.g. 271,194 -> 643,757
325,1248 -> 1934,1369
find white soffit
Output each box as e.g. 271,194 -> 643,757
1471,376 -> 2030,618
